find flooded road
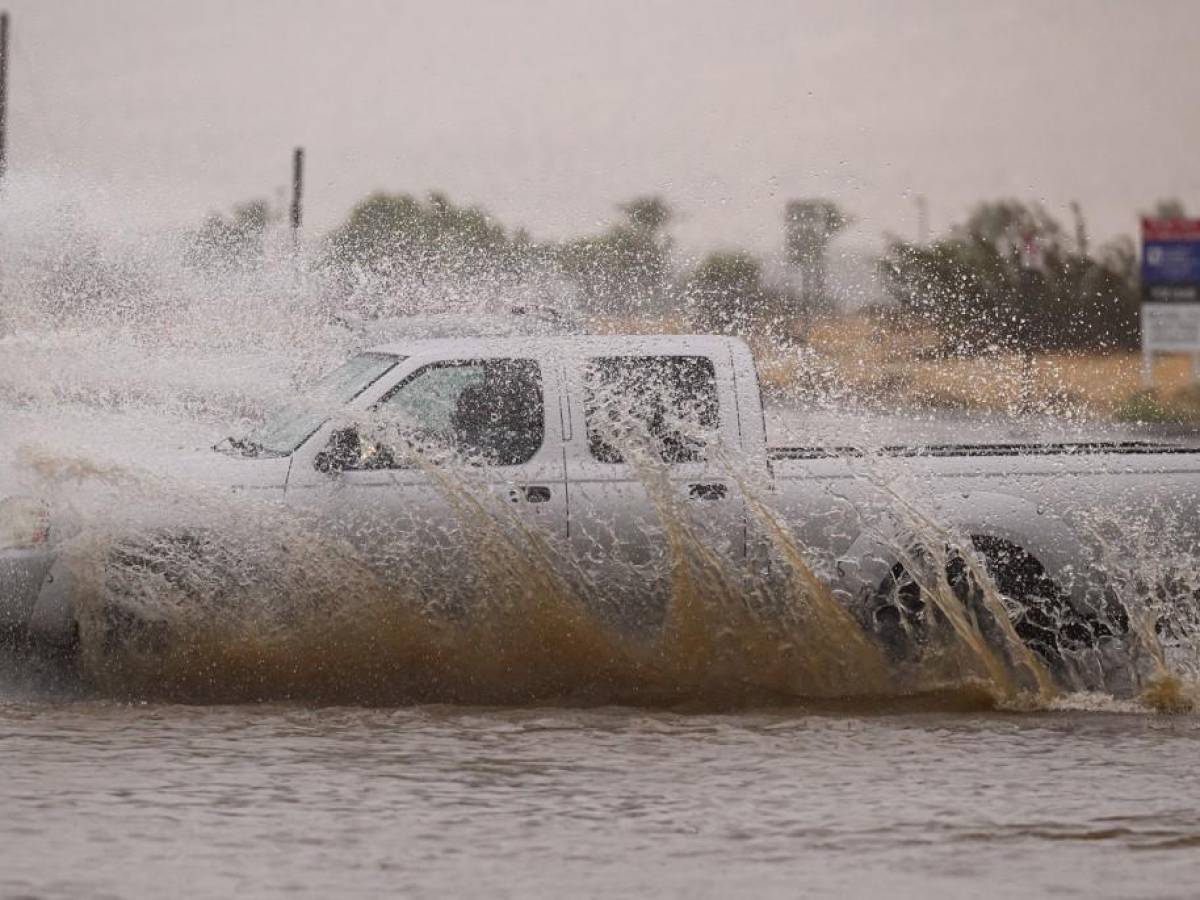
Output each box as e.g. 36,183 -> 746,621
4,296 -> 1200,896
5,352 -> 1200,896
6,394 -> 1199,895
2,698 -> 1199,899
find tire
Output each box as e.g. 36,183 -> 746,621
870,536 -> 1118,674
98,532 -> 227,654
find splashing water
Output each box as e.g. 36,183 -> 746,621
20,439 -> 1193,711
2,172 -> 1197,711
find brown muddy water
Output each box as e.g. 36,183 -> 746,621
4,405 -> 1200,898
4,335 -> 1200,897
2,696 -> 1199,899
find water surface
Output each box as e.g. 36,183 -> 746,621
2,696 -> 1198,899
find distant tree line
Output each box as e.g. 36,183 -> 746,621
879,200 -> 1158,354
188,189 -> 1187,354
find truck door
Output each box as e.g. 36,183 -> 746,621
563,351 -> 747,630
289,354 -> 568,601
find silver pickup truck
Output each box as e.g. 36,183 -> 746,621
4,334 -> 1199,690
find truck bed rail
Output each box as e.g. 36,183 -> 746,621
768,441 -> 1196,461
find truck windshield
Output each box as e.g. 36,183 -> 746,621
240,353 -> 403,455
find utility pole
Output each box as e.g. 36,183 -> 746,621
1070,200 -> 1087,257
0,12 -> 10,184
290,146 -> 304,247
915,194 -> 928,244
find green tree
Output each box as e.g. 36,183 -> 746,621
881,199 -> 1139,353
556,195 -> 675,316
784,199 -> 852,314
683,250 -> 785,335
619,195 -> 673,233
187,199 -> 271,270
1149,198 -> 1188,219
318,192 -> 537,316
324,192 -> 515,284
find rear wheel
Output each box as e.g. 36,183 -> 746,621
871,537 -> 1119,674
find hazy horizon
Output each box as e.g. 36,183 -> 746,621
5,0 -> 1199,257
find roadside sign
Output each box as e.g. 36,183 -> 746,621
1141,217 -> 1200,384
1143,303 -> 1200,351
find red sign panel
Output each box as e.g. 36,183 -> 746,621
1142,217 -> 1200,241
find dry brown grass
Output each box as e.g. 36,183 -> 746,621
754,315 -> 1200,422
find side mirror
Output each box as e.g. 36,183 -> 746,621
315,426 -> 361,474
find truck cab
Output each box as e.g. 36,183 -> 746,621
275,335 -> 764,620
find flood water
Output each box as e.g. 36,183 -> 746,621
5,376 -> 1200,898
2,696 -> 1199,899
5,368 -> 1200,897
4,192 -> 1200,899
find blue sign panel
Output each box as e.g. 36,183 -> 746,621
1143,240 -> 1200,286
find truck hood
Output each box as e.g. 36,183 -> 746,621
157,446 -> 292,489
129,444 -> 293,492
16,443 -> 294,548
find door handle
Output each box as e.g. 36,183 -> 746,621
511,485 -> 552,503
688,482 -> 727,501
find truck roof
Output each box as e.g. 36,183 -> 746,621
365,333 -> 747,358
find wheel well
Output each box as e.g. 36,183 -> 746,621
876,535 -> 1115,661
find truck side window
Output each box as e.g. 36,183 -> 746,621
369,358 -> 544,466
584,356 -> 719,464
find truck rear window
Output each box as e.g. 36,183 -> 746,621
583,355 -> 719,464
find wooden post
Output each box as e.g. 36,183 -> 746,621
0,12 -> 10,184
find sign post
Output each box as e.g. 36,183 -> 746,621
1141,217 -> 1200,386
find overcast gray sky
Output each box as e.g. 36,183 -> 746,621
6,0 -> 1199,255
